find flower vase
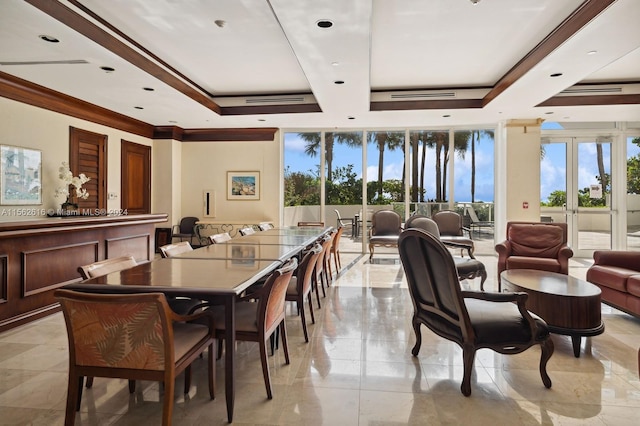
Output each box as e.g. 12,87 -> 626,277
61,197 -> 79,214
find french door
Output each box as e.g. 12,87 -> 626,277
541,137 -> 615,257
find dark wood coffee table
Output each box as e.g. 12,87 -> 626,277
501,269 -> 605,358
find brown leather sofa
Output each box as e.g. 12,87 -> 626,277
586,251 -> 640,317
495,221 -> 573,284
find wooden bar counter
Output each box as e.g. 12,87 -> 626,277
0,213 -> 168,332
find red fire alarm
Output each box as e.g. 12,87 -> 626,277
522,201 -> 529,209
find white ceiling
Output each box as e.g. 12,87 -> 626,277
1,0 -> 639,131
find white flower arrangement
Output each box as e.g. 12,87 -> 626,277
55,162 -> 91,201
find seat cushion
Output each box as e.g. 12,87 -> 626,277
210,303 -> 258,333
369,235 -> 399,245
173,322 -> 210,362
586,265 -> 634,292
454,257 -> 485,277
465,299 -> 549,345
506,256 -> 560,272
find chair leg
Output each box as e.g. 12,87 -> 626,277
539,337 -> 554,389
161,377 -> 175,426
313,274 -> 322,309
300,299 -> 309,342
128,379 -> 136,393
208,344 -> 216,399
184,365 -> 191,394
479,270 -> 488,291
85,376 -> 94,388
259,336 -> 273,399
411,318 -> 422,356
461,345 -> 476,396
308,293 -> 315,325
280,321 -> 290,365
66,373 -> 81,425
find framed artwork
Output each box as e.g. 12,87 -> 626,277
0,145 -> 42,205
227,171 -> 260,200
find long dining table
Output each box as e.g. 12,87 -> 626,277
63,225 -> 331,423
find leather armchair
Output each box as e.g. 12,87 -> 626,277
496,221 -> 573,285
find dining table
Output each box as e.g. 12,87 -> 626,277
62,225 -> 331,423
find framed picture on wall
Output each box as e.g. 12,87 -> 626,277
227,171 -> 260,200
0,145 -> 42,205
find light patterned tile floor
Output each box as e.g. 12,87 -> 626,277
1,250 -> 639,425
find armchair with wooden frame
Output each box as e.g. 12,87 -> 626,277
431,210 -> 475,258
368,209 -> 402,260
55,289 -> 216,426
398,228 -> 553,396
495,221 -> 573,288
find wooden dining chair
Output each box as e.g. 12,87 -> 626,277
286,244 -> 322,342
209,232 -> 232,244
239,227 -> 256,236
77,255 -> 138,281
211,257 -> 297,399
55,289 -> 216,426
311,234 -> 333,308
258,222 -> 274,230
159,241 -> 193,258
328,226 -> 344,277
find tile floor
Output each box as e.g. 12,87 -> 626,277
1,251 -> 640,425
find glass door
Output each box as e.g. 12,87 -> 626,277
541,138 -> 613,257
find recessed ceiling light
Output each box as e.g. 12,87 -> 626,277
550,72 -> 563,77
39,35 -> 59,43
348,116 -> 355,120
316,20 -> 333,28
331,62 -> 340,66
100,66 -> 115,72
143,87 -> 154,91
168,120 -> 177,123
134,106 -> 144,110
258,119 -> 266,122
587,50 -> 597,55
443,114 -> 451,118
545,111 -> 554,115
214,20 -> 226,28
334,80 -> 344,85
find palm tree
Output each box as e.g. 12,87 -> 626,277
467,129 -> 494,202
596,143 -> 608,195
368,132 -> 404,201
299,132 -> 362,181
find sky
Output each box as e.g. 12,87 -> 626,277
285,129 -> 639,204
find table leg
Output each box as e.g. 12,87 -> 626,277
225,296 -> 236,422
571,335 -> 582,358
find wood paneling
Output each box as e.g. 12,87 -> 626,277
0,214 -> 167,332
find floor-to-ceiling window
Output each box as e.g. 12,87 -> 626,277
626,134 -> 640,251
284,127 -> 496,254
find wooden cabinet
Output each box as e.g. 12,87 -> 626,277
0,214 -> 167,332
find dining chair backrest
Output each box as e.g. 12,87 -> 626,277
239,227 -> 256,236
259,258 -> 298,335
159,241 -> 193,258
258,222 -> 273,231
209,232 -> 232,244
55,289 -> 216,425
78,255 -> 138,279
297,221 -> 324,227
405,214 -> 440,237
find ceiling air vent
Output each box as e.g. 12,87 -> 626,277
0,59 -> 89,66
245,96 -> 306,104
560,87 -> 622,95
390,91 -> 457,99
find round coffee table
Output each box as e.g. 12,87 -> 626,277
501,269 -> 605,358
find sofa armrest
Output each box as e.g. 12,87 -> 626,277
593,250 -> 640,270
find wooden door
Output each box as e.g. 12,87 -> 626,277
121,140 -> 151,214
69,127 -> 107,211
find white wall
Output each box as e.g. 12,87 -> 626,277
179,135 -> 281,225
0,97 -> 153,220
